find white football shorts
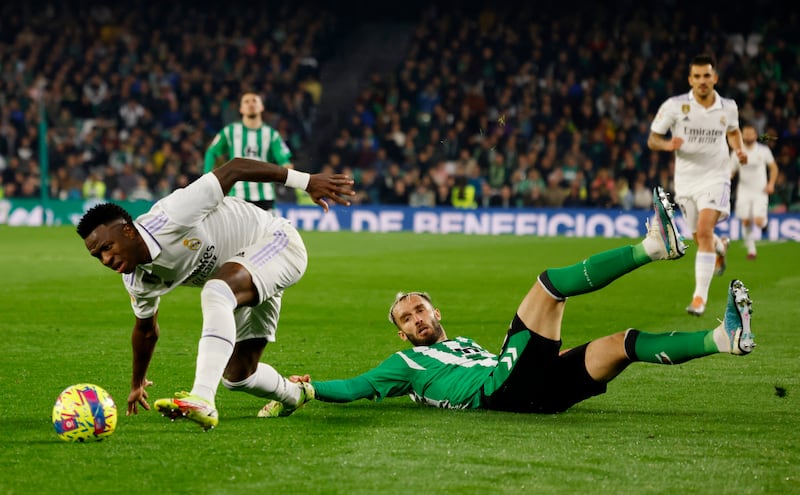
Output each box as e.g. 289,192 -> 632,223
735,193 -> 769,221
675,181 -> 731,234
228,223 -> 308,342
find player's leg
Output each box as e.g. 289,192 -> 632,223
153,262 -> 255,429
219,224 -> 310,417
584,279 -> 755,384
528,187 -> 685,340
713,232 -> 729,276
697,183 -> 731,312
741,217 -> 756,258
688,207 -> 722,316
221,295 -> 306,410
155,224 -> 308,428
735,195 -> 756,259
749,194 -> 769,259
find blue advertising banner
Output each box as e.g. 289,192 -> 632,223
3,198 -> 800,241
274,205 -> 800,241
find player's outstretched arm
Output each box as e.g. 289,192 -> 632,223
212,157 -> 354,211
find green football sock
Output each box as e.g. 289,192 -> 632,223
542,245 -> 651,298
625,329 -> 719,364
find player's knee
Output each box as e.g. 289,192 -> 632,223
694,229 -> 715,249
537,271 -> 566,301
201,279 -> 237,311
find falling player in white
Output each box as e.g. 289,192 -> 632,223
730,125 -> 777,259
648,54 -> 747,316
78,158 -> 354,430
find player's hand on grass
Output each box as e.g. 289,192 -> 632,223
288,374 -> 311,383
307,174 -> 355,212
127,378 -> 153,416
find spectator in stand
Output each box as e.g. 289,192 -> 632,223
82,171 -> 107,200
409,175 -> 437,207
3,2 -> 800,215
0,2 -> 337,201
541,170 -> 568,207
589,167 -> 617,209
563,180 -> 588,208
632,173 -> 654,210
451,175 -> 477,209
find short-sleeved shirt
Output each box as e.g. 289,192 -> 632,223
732,142 -> 775,197
651,90 -> 739,194
203,122 -> 292,202
123,173 -> 287,318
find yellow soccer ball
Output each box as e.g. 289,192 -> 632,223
52,383 -> 117,442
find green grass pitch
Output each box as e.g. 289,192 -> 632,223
1,226 -> 798,494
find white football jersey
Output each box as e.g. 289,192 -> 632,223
732,142 -> 775,196
122,173 -> 290,318
651,90 -> 739,193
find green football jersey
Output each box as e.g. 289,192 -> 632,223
315,337 -> 503,409
203,122 -> 292,202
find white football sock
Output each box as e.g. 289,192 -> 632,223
713,234 -> 726,255
222,362 -> 301,406
693,252 -> 716,302
742,224 -> 753,253
191,279 -> 237,406
712,324 -> 733,353
641,234 -> 663,260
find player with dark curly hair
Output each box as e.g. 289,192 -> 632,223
78,157 -> 353,430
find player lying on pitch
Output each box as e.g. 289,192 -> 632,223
260,187 -> 756,416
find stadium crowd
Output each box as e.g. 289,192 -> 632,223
0,2 -> 334,202
2,2 -> 800,212
323,5 -> 800,211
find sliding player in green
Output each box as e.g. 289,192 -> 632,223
204,92 -> 293,211
261,187 -> 755,415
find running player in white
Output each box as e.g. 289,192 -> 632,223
648,54 -> 747,316
730,124 -> 778,259
77,158 -> 354,430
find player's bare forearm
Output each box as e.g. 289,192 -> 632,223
212,158 -> 288,194
647,132 -> 679,152
728,129 -> 746,164
131,316 -> 158,388
212,157 -> 355,210
767,161 -> 778,192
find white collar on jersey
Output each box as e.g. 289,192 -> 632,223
688,89 -> 723,110
133,221 -> 162,273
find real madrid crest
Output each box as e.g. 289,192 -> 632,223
183,238 -> 202,251
720,116 -> 726,126
681,104 -> 690,114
